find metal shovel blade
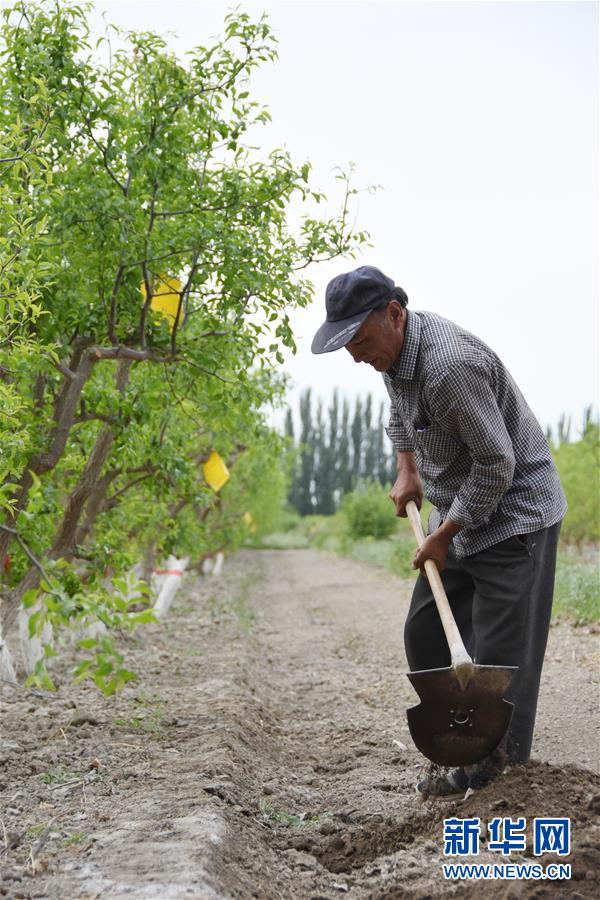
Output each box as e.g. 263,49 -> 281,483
406,664 -> 516,767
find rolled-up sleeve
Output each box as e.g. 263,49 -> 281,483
430,363 -> 516,529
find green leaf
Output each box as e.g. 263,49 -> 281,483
77,638 -> 98,650
22,589 -> 39,609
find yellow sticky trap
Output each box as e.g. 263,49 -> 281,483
202,451 -> 230,493
243,512 -> 257,533
140,273 -> 182,326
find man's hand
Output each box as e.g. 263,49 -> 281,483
412,529 -> 452,572
412,518 -> 463,573
389,451 -> 423,517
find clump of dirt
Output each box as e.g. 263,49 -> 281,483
1,549 -> 598,898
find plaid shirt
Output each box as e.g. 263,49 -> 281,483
383,310 -> 566,557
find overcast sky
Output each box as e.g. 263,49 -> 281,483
89,0 -> 599,435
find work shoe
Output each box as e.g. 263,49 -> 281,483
416,747 -> 508,798
464,743 -> 507,789
416,766 -> 469,799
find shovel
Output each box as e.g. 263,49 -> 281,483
404,501 -> 516,767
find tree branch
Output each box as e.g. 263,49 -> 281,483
89,345 -> 173,363
103,471 -> 155,509
85,122 -> 128,195
0,113 -> 52,166
177,357 -> 235,384
107,264 -> 124,344
171,249 -> 200,352
139,179 -> 159,349
0,524 -> 55,595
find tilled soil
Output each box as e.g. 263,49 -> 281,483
1,548 -> 599,899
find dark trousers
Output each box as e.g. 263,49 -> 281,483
404,522 -> 562,765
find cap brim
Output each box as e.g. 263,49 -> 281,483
311,309 -> 371,354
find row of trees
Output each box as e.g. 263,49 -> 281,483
284,391 -> 599,535
284,389 -> 396,515
0,2 -> 369,690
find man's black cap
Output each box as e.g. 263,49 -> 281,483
311,265 -> 396,354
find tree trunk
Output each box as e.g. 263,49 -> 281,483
0,359 -> 131,634
74,468 -> 119,547
0,345 -> 96,559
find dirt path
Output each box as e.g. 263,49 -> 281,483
1,549 -> 599,899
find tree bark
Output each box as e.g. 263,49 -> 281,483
74,468 -> 120,547
0,345 -> 97,558
50,358 -> 132,558
0,359 -> 131,633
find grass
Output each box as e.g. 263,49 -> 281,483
553,549 -> 600,624
262,513 -> 599,624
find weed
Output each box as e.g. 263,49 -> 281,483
114,716 -> 144,730
230,573 -> 259,631
232,593 -> 256,631
257,797 -> 320,827
38,768 -> 70,785
134,689 -> 165,709
114,692 -> 165,733
62,831 -> 86,846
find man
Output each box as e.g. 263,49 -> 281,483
311,265 -> 566,797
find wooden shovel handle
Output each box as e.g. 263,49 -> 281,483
405,501 -> 474,684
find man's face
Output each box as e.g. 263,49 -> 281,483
345,301 -> 406,372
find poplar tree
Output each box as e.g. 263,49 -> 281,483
351,397 -> 364,486
363,393 -> 375,478
298,389 -> 315,515
339,397 -> 352,494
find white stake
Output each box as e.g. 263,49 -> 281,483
0,622 -> 17,684
153,555 -> 189,620
212,552 -> 224,577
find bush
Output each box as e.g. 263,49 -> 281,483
277,506 -> 302,533
553,423 -> 599,544
341,482 -> 397,540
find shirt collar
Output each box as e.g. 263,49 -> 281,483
386,309 -> 421,382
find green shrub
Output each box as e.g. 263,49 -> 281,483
553,422 -> 599,544
277,506 -> 302,533
341,482 -> 397,540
